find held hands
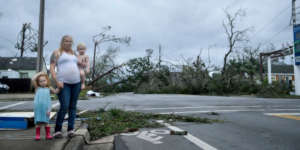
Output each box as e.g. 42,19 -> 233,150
55,88 -> 60,94
56,81 -> 64,89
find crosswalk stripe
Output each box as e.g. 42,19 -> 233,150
0,102 -> 26,110
156,120 -> 218,150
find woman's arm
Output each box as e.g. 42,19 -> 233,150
50,50 -> 63,88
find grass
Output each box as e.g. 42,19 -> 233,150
78,89 -> 89,100
79,109 -> 220,140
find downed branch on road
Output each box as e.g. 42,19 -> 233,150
79,109 -> 221,140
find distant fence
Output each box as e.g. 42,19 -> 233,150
0,78 -> 32,93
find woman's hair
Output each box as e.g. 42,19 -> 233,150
58,35 -> 74,55
77,43 -> 86,50
33,72 -> 50,88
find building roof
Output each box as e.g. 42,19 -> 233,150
0,57 -> 37,70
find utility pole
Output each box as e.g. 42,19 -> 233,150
292,0 -> 300,95
293,0 -> 296,25
36,0 -> 45,72
158,44 -> 162,70
20,23 -> 28,57
92,41 -> 98,79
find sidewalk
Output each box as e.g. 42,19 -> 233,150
0,119 -> 115,150
0,120 -> 81,150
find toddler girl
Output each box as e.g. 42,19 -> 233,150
32,72 -> 59,140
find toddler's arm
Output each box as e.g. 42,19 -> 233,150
50,87 -> 60,94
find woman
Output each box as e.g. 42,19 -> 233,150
50,35 -> 81,138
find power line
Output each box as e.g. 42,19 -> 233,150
251,4 -> 290,40
226,0 -> 239,9
261,24 -> 291,46
0,36 -> 15,46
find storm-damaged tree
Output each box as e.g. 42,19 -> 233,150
88,46 -> 124,90
15,23 -> 49,72
177,54 -> 210,94
88,26 -> 130,87
221,9 -> 251,88
91,26 -> 131,80
125,49 -> 154,92
15,23 -> 39,57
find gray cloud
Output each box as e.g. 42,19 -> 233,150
0,0 -> 295,66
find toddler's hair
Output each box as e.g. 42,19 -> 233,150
77,43 -> 86,50
32,72 -> 50,88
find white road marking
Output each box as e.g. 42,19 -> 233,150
136,131 -> 164,144
160,121 -> 218,150
126,105 -> 262,111
271,109 -> 300,111
78,109 -> 88,115
159,108 -> 300,114
63,110 -> 88,119
159,109 -> 266,114
0,102 -> 26,110
185,134 -> 218,150
150,129 -> 170,135
265,113 -> 300,116
0,112 -> 56,119
121,129 -> 170,144
52,102 -> 59,108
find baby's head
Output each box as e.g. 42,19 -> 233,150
77,43 -> 86,55
33,72 -> 50,88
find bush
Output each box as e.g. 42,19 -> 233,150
257,80 -> 291,98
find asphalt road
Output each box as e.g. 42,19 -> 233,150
1,93 -> 300,150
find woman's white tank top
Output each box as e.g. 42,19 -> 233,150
56,52 -> 80,84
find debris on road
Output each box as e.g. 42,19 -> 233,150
86,90 -> 100,97
170,130 -> 188,135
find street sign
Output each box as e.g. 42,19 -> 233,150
293,24 -> 300,65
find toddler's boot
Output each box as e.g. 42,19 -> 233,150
45,126 -> 53,140
35,126 -> 40,140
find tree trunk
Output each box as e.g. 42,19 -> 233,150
88,64 -> 125,86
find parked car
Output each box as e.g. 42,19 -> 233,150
0,82 -> 9,93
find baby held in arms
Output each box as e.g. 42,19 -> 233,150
76,43 -> 90,89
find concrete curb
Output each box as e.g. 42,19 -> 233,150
63,122 -> 88,150
63,122 -> 115,150
64,136 -> 85,150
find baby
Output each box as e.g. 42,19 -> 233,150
77,43 -> 90,89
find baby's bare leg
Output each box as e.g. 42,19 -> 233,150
80,69 -> 86,89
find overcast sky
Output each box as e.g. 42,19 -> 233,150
0,0 -> 297,67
